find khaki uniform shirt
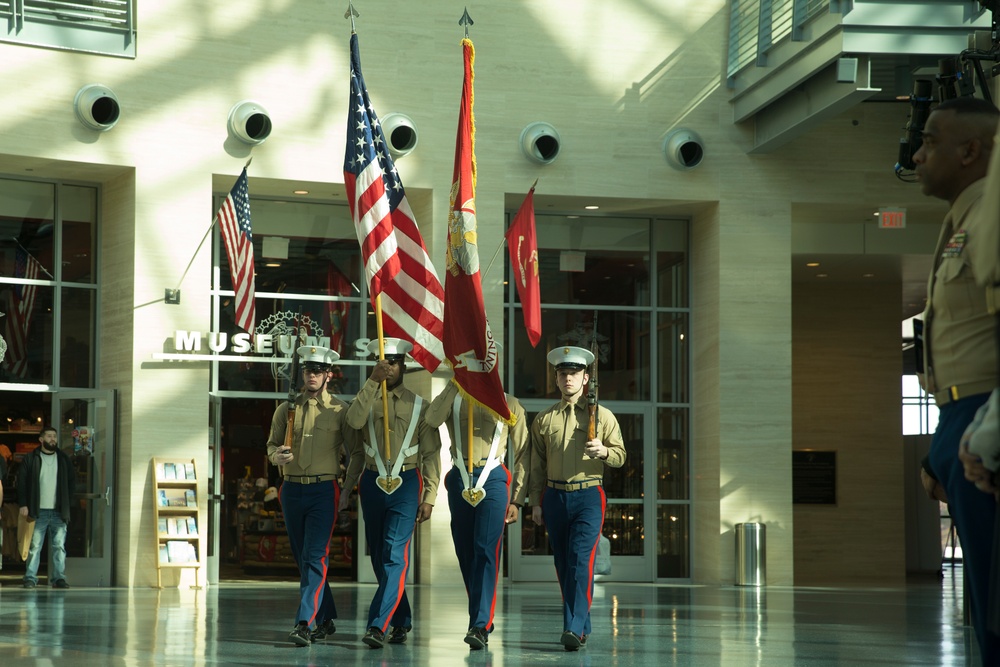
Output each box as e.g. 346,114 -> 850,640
923,174 -> 1000,401
424,382 -> 530,506
343,378 -> 442,506
528,400 -> 626,504
266,390 -> 353,477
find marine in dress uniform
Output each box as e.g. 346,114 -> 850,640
266,345 -> 355,646
341,338 -> 442,649
915,97 -> 1000,664
529,345 -> 626,652
424,381 -> 528,650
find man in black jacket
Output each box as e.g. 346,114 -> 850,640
18,425 -> 76,589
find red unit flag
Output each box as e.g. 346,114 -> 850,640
505,186 -> 541,347
343,33 -> 444,372
443,38 -> 512,424
216,168 -> 256,335
2,247 -> 42,377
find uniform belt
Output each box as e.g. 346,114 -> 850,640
366,463 -> 417,473
455,459 -> 494,469
547,478 -> 602,492
934,380 -> 995,407
283,474 -> 337,485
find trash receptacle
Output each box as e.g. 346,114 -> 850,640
735,522 -> 765,586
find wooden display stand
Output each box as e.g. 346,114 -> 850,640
152,458 -> 203,589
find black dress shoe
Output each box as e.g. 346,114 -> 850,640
362,626 -> 385,649
561,630 -> 582,651
288,621 -> 312,647
310,619 -> 336,642
52,580 -> 70,589
464,627 -> 489,650
387,626 -> 409,644
580,634 -> 588,648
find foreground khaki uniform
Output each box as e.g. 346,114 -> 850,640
529,401 -> 625,499
343,379 -> 441,505
923,177 -> 1000,404
425,382 -> 529,505
266,390 -> 353,477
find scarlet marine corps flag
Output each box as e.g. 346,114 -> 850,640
444,38 -> 512,424
505,185 -> 541,347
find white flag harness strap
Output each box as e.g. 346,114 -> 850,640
365,394 -> 423,479
452,395 -> 505,498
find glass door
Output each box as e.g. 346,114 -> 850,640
55,389 -> 115,586
508,403 -> 654,582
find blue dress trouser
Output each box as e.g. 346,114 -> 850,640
278,480 -> 340,627
541,485 -> 606,638
928,393 -> 1000,665
446,465 -> 511,631
359,468 -> 421,632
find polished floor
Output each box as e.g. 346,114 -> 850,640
0,568 -> 986,666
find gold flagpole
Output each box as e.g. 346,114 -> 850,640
374,293 -> 392,464
467,401 -> 474,475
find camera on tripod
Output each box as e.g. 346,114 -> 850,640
894,2 -> 1000,180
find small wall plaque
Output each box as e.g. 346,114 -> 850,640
792,450 -> 836,505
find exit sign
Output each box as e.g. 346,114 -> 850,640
878,207 -> 906,229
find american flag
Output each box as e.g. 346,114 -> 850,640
2,246 -> 42,378
216,168 -> 256,334
343,33 -> 444,373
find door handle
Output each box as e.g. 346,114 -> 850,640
209,494 -> 225,502
104,486 -> 112,507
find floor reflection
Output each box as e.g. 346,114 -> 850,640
0,572 -> 982,666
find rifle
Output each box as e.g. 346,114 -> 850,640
587,311 -> 599,441
282,313 -> 302,455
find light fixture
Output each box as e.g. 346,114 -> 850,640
585,205 -> 599,210
662,128 -> 705,170
382,112 -> 418,159
863,273 -> 875,278
817,273 -> 828,278
806,262 -> 820,267
519,121 -> 561,164
265,262 -> 281,268
73,84 -> 121,131
227,100 -> 272,145
566,215 -> 579,219
293,190 -> 309,195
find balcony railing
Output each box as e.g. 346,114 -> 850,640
0,0 -> 135,58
